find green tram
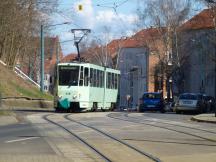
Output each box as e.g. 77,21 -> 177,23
54,62 -> 120,112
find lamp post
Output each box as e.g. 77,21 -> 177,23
40,22 -> 70,92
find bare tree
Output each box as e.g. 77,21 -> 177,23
80,26 -> 116,68
0,0 -> 58,68
136,0 -> 192,99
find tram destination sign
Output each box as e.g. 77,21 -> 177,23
59,66 -> 79,70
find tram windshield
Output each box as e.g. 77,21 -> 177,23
59,66 -> 79,86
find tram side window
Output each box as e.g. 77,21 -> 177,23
79,66 -> 84,86
84,67 -> 89,86
112,73 -> 115,89
114,74 -> 117,89
106,72 -> 118,89
90,68 -> 93,87
107,72 -> 112,89
97,70 -> 100,87
102,71 -> 104,87
106,72 -> 108,88
93,69 -> 97,87
106,73 -> 108,88
99,71 -> 103,88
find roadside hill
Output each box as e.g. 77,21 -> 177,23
0,63 -> 52,100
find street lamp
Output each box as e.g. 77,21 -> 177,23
40,22 -> 70,92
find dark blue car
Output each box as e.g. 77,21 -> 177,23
138,92 -> 165,113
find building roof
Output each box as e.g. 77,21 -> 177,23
132,27 -> 165,41
107,37 -> 149,58
180,8 -> 215,31
61,53 -> 77,63
77,9 -> 215,64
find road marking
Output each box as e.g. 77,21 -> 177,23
122,125 -> 139,128
76,130 -> 93,134
5,137 -> 39,143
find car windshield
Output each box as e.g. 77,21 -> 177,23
179,94 -> 199,100
58,66 -> 79,86
143,93 -> 161,99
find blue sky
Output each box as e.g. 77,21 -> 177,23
52,0 -> 139,55
51,0 -> 204,55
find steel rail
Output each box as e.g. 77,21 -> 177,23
65,114 -> 162,162
138,114 -> 216,134
43,114 -> 112,162
107,113 -> 216,143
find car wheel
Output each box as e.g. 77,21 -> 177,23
176,110 -> 181,114
160,109 -> 165,113
206,104 -> 210,113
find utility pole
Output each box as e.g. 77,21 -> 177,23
56,37 -> 59,64
40,25 -> 44,92
40,22 -> 70,92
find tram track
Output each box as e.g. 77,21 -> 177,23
44,114 -> 162,162
139,114 -> 216,134
107,113 -> 216,143
65,114 -> 162,162
43,114 -> 112,162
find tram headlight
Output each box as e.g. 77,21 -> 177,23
58,95 -> 62,100
73,94 -> 77,99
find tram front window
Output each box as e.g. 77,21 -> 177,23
59,66 -> 79,86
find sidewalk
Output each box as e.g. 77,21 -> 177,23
191,113 -> 216,123
0,115 -> 18,126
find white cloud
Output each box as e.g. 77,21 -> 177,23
73,0 -> 94,28
56,0 -> 139,55
61,31 -> 74,40
96,10 -> 138,25
96,10 -> 115,23
125,30 -> 135,37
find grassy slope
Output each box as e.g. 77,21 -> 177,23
0,63 -> 53,100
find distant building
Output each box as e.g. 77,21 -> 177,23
177,8 -> 216,97
118,47 -> 148,108
131,28 -> 166,95
105,35 -> 157,108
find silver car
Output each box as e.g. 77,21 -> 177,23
174,93 -> 206,114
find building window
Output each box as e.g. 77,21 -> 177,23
50,76 -> 53,84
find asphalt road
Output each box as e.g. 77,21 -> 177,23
0,111 -> 216,162
0,123 -> 55,155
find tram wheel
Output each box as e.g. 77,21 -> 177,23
101,108 -> 106,112
55,108 -> 59,113
110,103 -> 116,111
91,102 -> 98,112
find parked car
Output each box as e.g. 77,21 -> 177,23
203,95 -> 216,112
174,93 -> 206,114
138,92 -> 165,113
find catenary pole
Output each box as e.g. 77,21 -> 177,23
40,25 -> 44,92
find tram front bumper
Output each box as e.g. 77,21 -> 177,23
58,98 -> 70,109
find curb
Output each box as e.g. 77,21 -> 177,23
191,116 -> 216,124
1,99 -> 53,109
